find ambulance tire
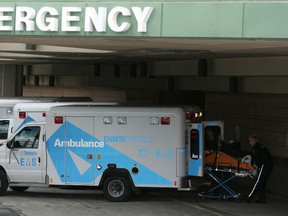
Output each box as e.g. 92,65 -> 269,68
0,170 -> 8,196
9,186 -> 29,192
102,176 -> 134,202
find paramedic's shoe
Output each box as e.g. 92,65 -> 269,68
246,196 -> 253,203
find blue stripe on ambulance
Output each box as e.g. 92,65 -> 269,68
47,122 -> 172,185
15,116 -> 35,132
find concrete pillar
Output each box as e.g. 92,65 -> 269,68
0,65 -> 23,97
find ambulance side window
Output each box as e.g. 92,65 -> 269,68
0,120 -> 9,139
13,126 -> 40,149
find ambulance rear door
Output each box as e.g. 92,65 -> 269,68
186,123 -> 204,177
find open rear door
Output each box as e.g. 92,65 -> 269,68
186,121 -> 224,177
186,123 -> 204,177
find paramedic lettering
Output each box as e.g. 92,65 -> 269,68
104,135 -> 154,144
54,139 -> 104,148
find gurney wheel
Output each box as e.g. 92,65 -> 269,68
236,194 -> 242,203
196,193 -> 205,202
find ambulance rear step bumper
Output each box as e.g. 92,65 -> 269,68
178,187 -> 196,191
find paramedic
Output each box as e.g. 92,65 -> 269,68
246,135 -> 273,204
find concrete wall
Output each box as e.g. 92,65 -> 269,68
0,65 -> 23,97
23,86 -> 126,103
22,56 -> 288,95
152,57 -> 288,95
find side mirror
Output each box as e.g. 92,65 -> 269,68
6,140 -> 13,149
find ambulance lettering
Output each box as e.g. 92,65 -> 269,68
19,151 -> 38,167
20,158 -> 37,167
54,138 -> 104,148
156,149 -> 174,158
104,135 -> 154,144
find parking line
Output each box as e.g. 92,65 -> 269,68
182,202 -> 225,216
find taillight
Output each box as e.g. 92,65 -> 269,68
161,117 -> 170,125
191,130 -> 198,139
54,116 -> 63,124
19,112 -> 26,119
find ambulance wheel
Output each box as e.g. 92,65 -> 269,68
0,170 -> 8,195
9,186 -> 29,192
102,176 -> 134,202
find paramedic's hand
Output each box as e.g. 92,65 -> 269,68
252,169 -> 258,177
249,164 -> 258,172
249,166 -> 254,172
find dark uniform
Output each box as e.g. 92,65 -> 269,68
247,142 -> 273,203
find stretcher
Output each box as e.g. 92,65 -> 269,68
197,151 -> 255,201
205,151 -> 254,173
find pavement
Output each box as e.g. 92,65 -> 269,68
162,185 -> 288,216
192,192 -> 288,216
0,186 -> 287,216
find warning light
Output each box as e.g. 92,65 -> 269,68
54,116 -> 63,124
103,116 -> 113,124
19,112 -> 26,119
185,110 -> 204,123
6,107 -> 13,114
118,116 -> 127,125
191,130 -> 199,139
161,117 -> 170,125
194,111 -> 203,118
150,117 -> 159,125
42,112 -> 46,117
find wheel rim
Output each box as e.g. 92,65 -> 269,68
107,179 -> 125,198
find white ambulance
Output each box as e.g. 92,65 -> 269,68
12,102 -> 118,135
0,97 -> 94,143
0,105 -> 223,202
0,98 -> 53,143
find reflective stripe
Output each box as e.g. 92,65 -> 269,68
248,164 -> 264,197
